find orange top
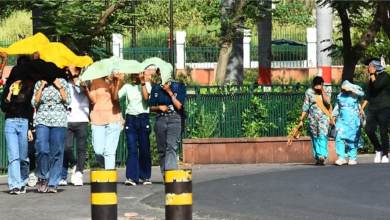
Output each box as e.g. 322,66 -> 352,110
89,78 -> 123,125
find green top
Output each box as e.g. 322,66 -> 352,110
364,72 -> 390,111
118,82 -> 152,115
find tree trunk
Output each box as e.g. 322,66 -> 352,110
215,41 -> 233,85
342,55 -> 360,82
337,2 -> 388,82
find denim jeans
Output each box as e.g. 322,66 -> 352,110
5,118 -> 29,189
61,122 -> 88,180
125,114 -> 151,181
91,117 -> 121,169
28,131 -> 36,171
365,108 -> 390,156
154,112 -> 181,177
35,125 -> 66,187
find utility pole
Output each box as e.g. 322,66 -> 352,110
131,0 -> 136,47
170,0 -> 174,77
105,0 -> 111,53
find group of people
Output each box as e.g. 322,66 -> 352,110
0,52 -> 186,194
299,59 -> 390,165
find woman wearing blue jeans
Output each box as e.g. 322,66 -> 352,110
32,74 -> 71,193
1,78 -> 34,195
112,72 -> 152,186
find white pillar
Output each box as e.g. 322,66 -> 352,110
176,31 -> 186,69
316,2 -> 333,84
243,29 -> 251,68
112,34 -> 123,58
307,28 -> 317,68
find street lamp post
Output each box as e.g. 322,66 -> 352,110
132,0 -> 136,47
170,0 -> 174,77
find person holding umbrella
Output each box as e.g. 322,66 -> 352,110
81,57 -> 124,170
1,63 -> 36,194
112,70 -> 152,186
31,60 -> 71,193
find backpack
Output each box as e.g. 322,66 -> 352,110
172,83 -> 187,135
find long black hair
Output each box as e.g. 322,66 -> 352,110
312,76 -> 324,86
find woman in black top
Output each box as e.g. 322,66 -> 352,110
1,68 -> 35,195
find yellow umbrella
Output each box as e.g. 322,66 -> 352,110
39,42 -> 93,68
0,33 -> 50,55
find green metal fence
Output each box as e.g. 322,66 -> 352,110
250,45 -> 308,68
121,47 -> 171,63
0,84 -> 348,169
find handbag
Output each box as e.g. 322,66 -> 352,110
290,125 -> 303,139
287,124 -> 303,145
327,125 -> 337,139
358,104 -> 366,128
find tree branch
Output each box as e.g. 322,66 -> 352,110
91,0 -> 126,37
336,5 -> 352,55
352,2 -> 388,57
382,7 -> 390,40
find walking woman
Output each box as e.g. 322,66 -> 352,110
32,63 -> 71,193
332,80 -> 364,165
1,69 -> 35,194
112,71 -> 152,186
83,74 -> 123,170
298,76 -> 332,165
150,69 -> 186,178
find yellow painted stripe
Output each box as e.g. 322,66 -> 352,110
91,193 -> 117,205
91,170 -> 117,182
165,193 -> 193,205
165,170 -> 192,183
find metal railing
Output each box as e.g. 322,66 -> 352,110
0,84 -> 353,169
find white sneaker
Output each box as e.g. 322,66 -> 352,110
381,155 -> 389,163
73,172 -> 83,186
28,172 -> 38,187
374,151 -> 382,163
70,165 -> 77,184
59,179 -> 68,186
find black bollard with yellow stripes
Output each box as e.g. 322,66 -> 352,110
165,169 -> 193,220
91,169 -> 117,220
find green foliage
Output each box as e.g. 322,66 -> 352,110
273,1 -> 315,27
174,66 -> 197,86
187,106 -> 218,139
243,68 -> 258,84
241,96 -> 273,137
31,0 -> 136,59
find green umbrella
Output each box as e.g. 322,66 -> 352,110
80,57 -> 173,81
80,56 -> 122,81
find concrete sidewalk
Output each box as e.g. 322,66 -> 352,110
0,155 -> 374,220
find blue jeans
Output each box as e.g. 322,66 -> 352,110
5,118 -> 29,189
91,117 -> 121,169
125,114 -> 151,181
35,125 -> 66,187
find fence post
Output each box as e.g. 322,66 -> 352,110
91,170 -> 117,220
243,29 -> 251,68
112,34 -> 123,59
165,169 -> 193,220
307,28 -> 317,68
176,31 -> 186,69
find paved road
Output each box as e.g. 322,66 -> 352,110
0,155 -> 384,220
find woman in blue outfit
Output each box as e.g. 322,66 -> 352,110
298,76 -> 332,165
332,80 -> 364,165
